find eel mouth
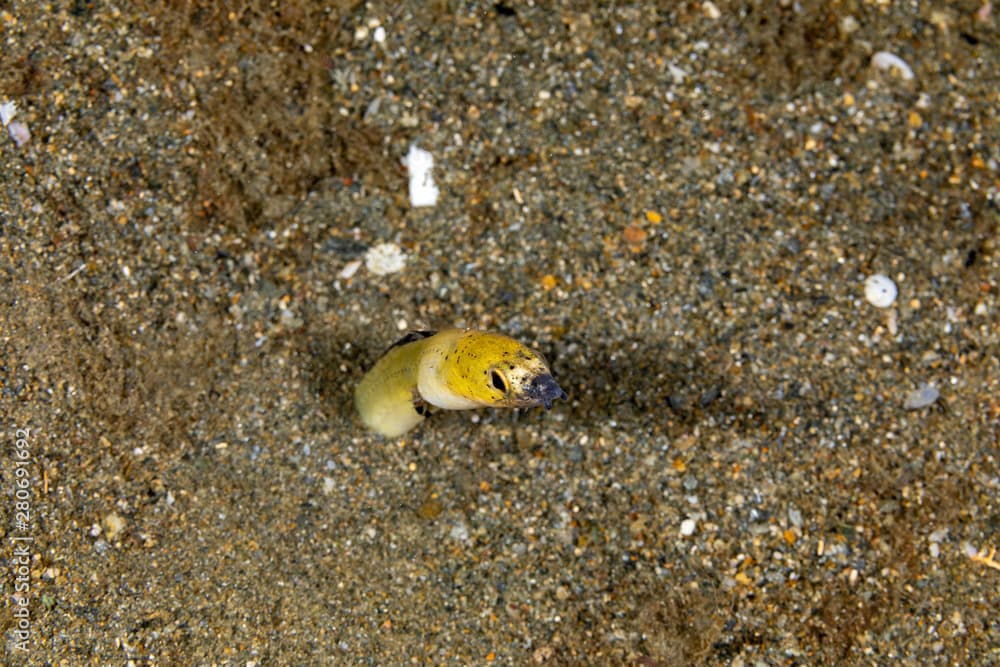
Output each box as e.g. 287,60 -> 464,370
525,373 -> 568,409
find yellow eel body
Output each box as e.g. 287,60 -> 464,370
354,329 -> 567,437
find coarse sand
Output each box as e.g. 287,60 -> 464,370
2,2 -> 998,665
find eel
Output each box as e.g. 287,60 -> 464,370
354,329 -> 567,437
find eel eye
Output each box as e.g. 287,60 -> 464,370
490,370 -> 507,393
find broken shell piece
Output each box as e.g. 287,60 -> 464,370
871,51 -> 915,81
903,383 -> 940,410
338,259 -> 362,280
8,121 -> 30,146
402,144 -> 440,208
0,100 -> 16,126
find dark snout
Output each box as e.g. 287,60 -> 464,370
528,374 -> 567,409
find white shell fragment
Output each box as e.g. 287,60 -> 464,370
102,512 -> 127,540
864,274 -> 898,308
402,144 -> 440,207
338,259 -> 362,280
871,51 -> 915,81
668,63 -> 688,85
364,243 -> 406,276
8,121 -> 31,147
904,383 -> 940,410
0,100 -> 16,126
679,518 -> 697,537
702,1 -> 721,20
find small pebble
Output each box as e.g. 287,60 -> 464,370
840,15 -> 860,35
864,274 -> 898,308
886,309 -> 899,336
928,527 -> 949,543
449,520 -> 470,542
667,63 -> 687,84
904,383 -> 940,410
418,497 -> 443,520
679,518 -> 697,536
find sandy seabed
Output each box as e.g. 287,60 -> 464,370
2,2 -> 998,665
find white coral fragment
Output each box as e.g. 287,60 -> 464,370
364,243 -> 406,276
